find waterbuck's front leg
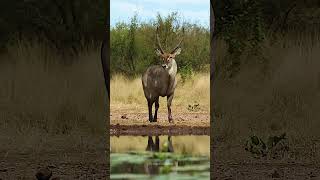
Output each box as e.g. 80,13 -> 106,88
148,100 -> 154,122
167,93 -> 174,123
153,97 -> 159,122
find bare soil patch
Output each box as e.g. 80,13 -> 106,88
110,110 -> 210,136
0,150 -> 108,179
111,107 -> 209,125
0,133 -> 108,179
212,160 -> 320,179
110,124 -> 210,136
211,141 -> 320,179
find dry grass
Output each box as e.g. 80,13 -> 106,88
110,73 -> 210,113
0,41 -> 108,180
0,39 -> 108,148
212,31 -> 320,161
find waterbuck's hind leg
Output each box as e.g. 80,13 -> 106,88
146,136 -> 155,151
167,136 -> 174,152
153,97 -> 159,122
167,94 -> 174,123
155,136 -> 160,152
148,100 -> 154,122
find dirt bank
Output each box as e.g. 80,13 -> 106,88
111,111 -> 209,126
110,124 -> 210,136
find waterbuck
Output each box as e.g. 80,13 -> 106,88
142,28 -> 183,123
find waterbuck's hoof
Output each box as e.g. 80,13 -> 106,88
168,118 -> 174,123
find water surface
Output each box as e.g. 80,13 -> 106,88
110,135 -> 210,180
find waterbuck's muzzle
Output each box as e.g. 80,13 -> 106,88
162,64 -> 168,69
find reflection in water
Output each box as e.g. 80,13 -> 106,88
146,136 -> 174,153
110,135 -> 209,156
143,136 -> 175,175
110,135 -> 210,179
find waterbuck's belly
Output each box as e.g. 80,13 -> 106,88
142,65 -> 170,100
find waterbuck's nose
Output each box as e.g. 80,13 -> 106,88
162,64 -> 168,69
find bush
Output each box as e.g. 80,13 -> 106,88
110,12 -> 210,76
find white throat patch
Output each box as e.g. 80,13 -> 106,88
168,59 -> 177,78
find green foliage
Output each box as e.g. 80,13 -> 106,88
244,133 -> 288,158
179,64 -> 193,83
110,13 -> 210,76
111,151 -> 209,179
213,0 -> 320,78
0,0 -> 105,55
1,0 -> 319,66
214,0 -> 266,77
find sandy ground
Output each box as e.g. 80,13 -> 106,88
0,150 -> 108,179
111,108 -> 209,125
211,140 -> 320,179
110,105 -> 210,136
110,109 -> 210,136
212,160 -> 320,179
111,112 -> 209,126
0,133 -> 108,179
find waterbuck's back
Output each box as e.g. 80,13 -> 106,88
142,65 -> 170,101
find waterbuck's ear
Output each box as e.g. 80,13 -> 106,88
172,47 -> 181,56
155,49 -> 163,56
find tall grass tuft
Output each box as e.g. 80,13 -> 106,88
213,30 -> 320,156
0,39 -> 107,136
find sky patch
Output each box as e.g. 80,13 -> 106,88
111,0 -> 209,28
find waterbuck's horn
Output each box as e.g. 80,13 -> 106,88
156,27 -> 164,54
171,27 -> 184,54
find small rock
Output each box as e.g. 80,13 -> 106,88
35,167 -> 52,180
271,169 -> 280,178
121,114 -> 128,119
309,171 -> 316,178
0,169 -> 7,172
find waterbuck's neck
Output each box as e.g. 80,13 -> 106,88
167,59 -> 177,79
